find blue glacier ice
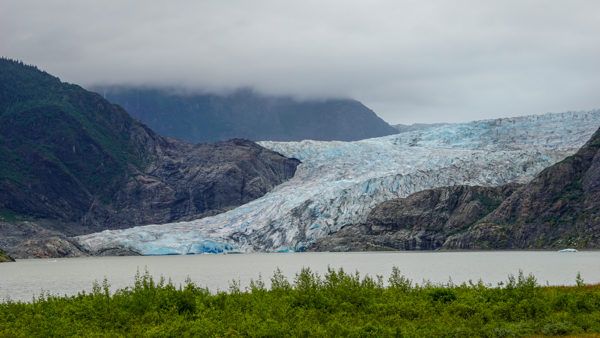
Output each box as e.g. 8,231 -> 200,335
76,110 -> 600,255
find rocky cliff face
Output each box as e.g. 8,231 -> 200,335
445,127 -> 600,249
309,184 -> 519,251
0,59 -> 300,258
96,86 -> 398,142
0,221 -> 85,259
82,138 -> 300,232
312,127 -> 600,251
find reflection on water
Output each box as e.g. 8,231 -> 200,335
1,251 -> 599,302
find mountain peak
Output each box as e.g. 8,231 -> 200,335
96,86 -> 398,143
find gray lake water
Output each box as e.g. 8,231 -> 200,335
1,251 -> 599,302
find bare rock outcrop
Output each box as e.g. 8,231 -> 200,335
445,127 -> 600,249
310,184 -> 519,251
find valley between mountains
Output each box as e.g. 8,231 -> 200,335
1,57 -> 600,259
78,111 -> 600,255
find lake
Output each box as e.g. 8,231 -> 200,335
1,251 -> 599,302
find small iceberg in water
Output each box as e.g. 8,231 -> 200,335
558,248 -> 578,253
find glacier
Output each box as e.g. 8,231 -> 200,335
77,110 -> 600,255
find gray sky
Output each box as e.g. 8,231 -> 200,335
2,0 -> 600,124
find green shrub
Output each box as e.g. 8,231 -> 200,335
1,268 -> 599,337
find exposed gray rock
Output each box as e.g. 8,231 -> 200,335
445,127 -> 600,249
83,138 -> 300,231
310,184 -> 519,251
0,221 -> 86,259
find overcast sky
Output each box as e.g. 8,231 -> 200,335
1,0 -> 599,124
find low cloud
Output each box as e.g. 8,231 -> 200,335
2,0 -> 600,123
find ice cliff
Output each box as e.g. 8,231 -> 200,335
77,110 -> 600,255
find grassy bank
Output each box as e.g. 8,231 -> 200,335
0,249 -> 13,263
1,268 -> 599,337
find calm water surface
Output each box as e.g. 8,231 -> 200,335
1,251 -> 599,302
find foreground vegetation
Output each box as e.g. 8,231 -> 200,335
0,249 -> 14,263
1,269 -> 599,337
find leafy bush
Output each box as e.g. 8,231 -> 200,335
1,268 -> 599,337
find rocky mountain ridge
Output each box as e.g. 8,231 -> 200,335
0,58 -> 300,258
96,86 -> 398,142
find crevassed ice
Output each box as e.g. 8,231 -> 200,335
77,110 -> 600,255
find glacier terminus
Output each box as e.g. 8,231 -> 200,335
77,110 -> 600,255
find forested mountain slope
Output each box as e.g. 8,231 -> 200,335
0,58 -> 300,257
97,86 -> 398,142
